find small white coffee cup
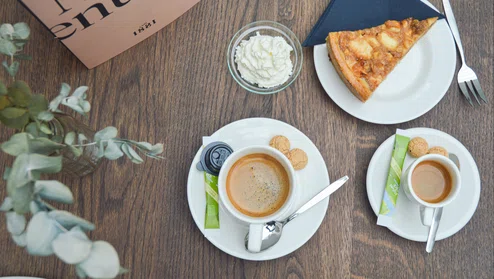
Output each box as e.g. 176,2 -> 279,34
402,154 -> 461,226
217,145 -> 298,253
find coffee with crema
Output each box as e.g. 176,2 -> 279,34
226,154 -> 290,217
411,161 -> 452,203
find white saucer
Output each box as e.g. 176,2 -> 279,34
313,0 -> 456,124
367,128 -> 481,241
187,118 -> 330,260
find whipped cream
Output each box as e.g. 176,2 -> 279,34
235,32 -> 293,88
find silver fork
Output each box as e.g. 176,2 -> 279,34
443,0 -> 487,105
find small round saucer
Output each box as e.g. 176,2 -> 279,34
367,128 -> 481,241
187,118 -> 330,260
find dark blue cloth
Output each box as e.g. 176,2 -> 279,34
303,0 -> 444,46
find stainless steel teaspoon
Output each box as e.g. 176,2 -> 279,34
425,153 -> 460,253
244,176 -> 349,252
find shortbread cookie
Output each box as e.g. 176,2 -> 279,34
287,148 -> 308,170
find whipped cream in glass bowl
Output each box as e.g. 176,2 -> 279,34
227,21 -> 303,95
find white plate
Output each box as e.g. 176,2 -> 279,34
366,128 -> 481,241
314,1 -> 457,124
187,118 -> 330,260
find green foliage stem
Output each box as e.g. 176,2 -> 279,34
1,22 -> 164,279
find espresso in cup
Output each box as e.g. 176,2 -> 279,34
411,160 -> 452,203
226,153 -> 290,217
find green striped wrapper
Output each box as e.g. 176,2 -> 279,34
377,129 -> 410,227
204,172 -> 220,229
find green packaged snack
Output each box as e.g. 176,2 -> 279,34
377,129 -> 410,227
204,173 -> 220,229
196,140 -> 233,229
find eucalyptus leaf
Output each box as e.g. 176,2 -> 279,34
68,145 -> 82,157
6,61 -> 19,77
1,107 -> 27,118
6,211 -> 26,235
135,141 -> 164,155
37,111 -> 54,121
81,100 -> 91,113
48,95 -> 63,111
96,140 -> 105,158
95,126 -> 117,142
10,80 -> 32,93
104,139 -> 124,160
34,180 -> 74,204
28,125 -> 48,140
149,143 -> 164,155
29,201 -> 40,214
0,197 -> 13,211
3,167 -> 11,180
7,154 -> 62,186
1,132 -> 30,156
64,131 -> 76,145
59,83 -> 71,97
7,154 -> 31,188
0,38 -> 16,55
29,137 -> 65,155
78,133 -> 88,145
26,211 -> 62,256
27,94 -> 48,117
13,22 -> 30,39
77,241 -> 120,279
135,142 -> 164,155
27,154 -> 63,174
2,60 -> 9,74
0,23 -> 14,38
135,141 -> 152,150
122,143 -> 143,164
48,210 -> 95,231
25,122 -> 40,137
61,96 -> 85,115
7,183 -> 33,214
0,110 -> 29,129
12,231 -> 27,247
73,86 -> 88,99
8,81 -> 32,106
39,123 -> 52,134
52,226 -> 92,264
51,135 -> 64,144
0,95 -> 11,109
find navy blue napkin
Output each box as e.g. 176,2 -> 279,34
303,0 -> 444,46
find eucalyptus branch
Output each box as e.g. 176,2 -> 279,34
0,22 -> 161,279
0,23 -> 30,78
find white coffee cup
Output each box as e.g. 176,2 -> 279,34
402,154 -> 461,226
218,145 -> 298,253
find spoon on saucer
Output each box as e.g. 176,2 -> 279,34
425,153 -> 460,253
244,176 -> 349,252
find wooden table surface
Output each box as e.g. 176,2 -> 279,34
1,0 -> 493,278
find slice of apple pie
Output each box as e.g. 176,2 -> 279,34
326,17 -> 437,102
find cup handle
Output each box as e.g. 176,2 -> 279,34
247,224 -> 264,253
420,206 -> 434,227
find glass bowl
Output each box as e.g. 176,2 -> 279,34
227,21 -> 303,95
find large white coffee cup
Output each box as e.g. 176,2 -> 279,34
218,146 -> 298,253
402,154 -> 461,226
